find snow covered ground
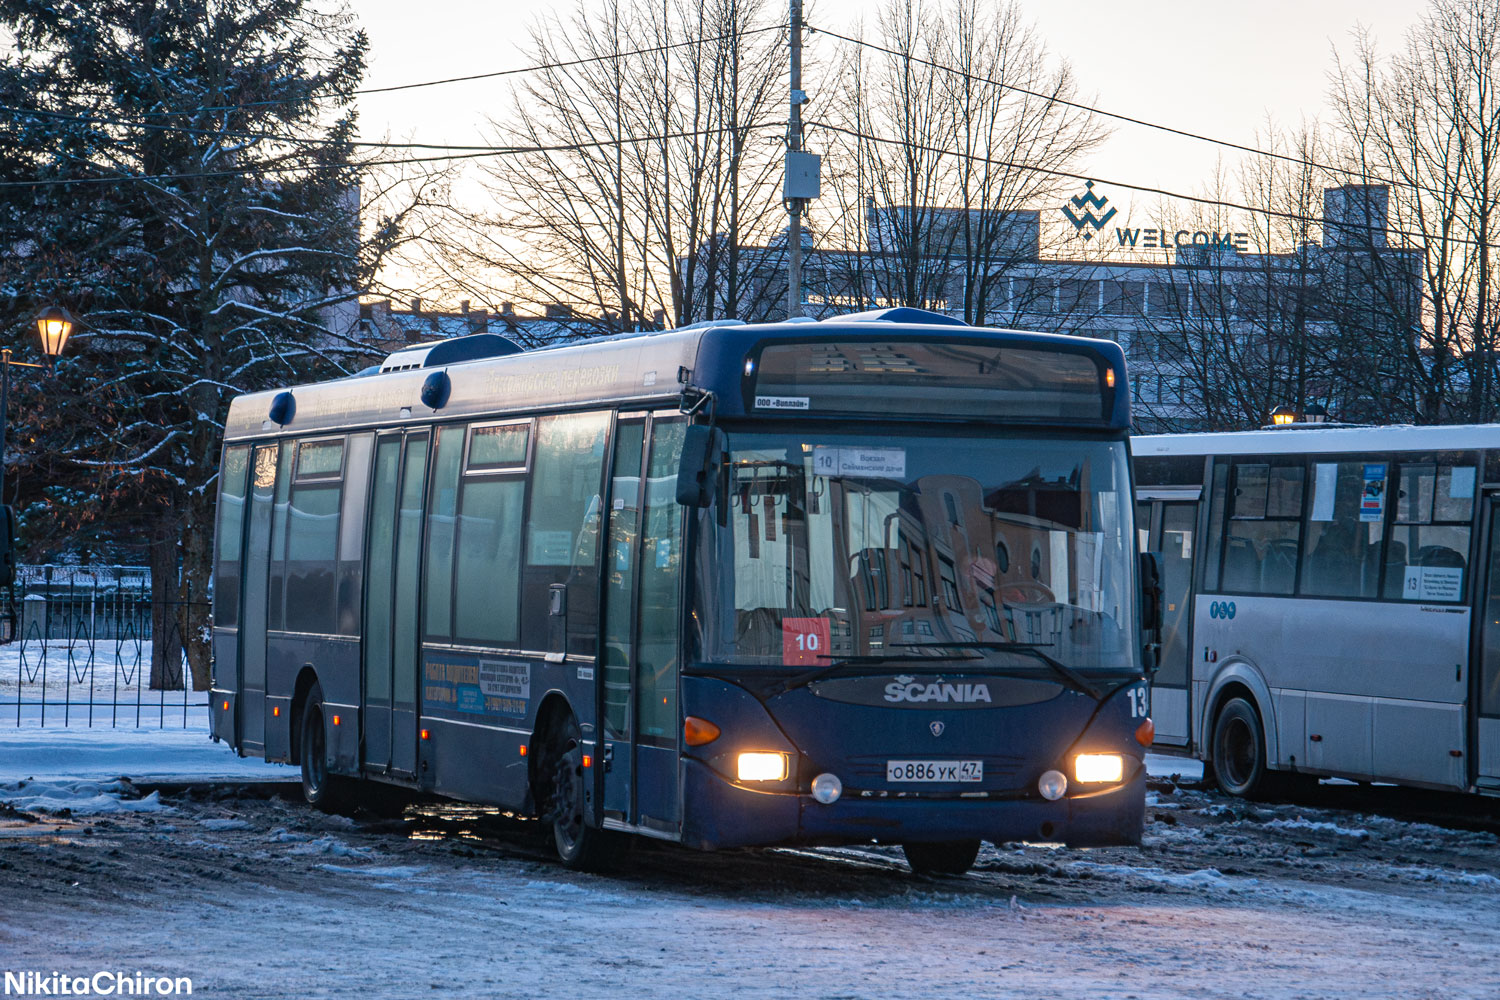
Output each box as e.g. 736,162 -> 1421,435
0,733 -> 1496,999
0,719 -> 291,783
0,640 -> 201,729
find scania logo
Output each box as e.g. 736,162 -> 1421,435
884,680 -> 993,704
929,721 -> 945,737
1209,600 -> 1237,620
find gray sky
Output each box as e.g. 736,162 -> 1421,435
352,0 -> 1427,265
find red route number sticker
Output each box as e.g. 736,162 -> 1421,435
782,617 -> 831,666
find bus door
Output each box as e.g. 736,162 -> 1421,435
1475,498 -> 1500,788
362,430 -> 429,778
1136,488 -> 1201,747
599,413 -> 684,835
237,442 -> 279,755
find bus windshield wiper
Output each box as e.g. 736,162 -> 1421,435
771,653 -> 983,697
891,642 -> 1103,701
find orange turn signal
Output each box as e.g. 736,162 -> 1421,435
332,715 -> 341,727
684,716 -> 721,746
221,701 -> 229,712
582,755 -> 593,769
519,744 -> 528,757
1135,718 -> 1155,747
420,728 -> 431,741
1105,367 -> 1116,388
272,706 -> 280,717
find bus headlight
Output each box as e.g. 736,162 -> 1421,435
1074,753 -> 1125,784
737,752 -> 789,782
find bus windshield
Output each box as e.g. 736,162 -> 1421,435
693,428 -> 1140,675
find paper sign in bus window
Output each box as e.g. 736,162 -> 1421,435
782,617 -> 831,666
811,446 -> 906,479
1404,566 -> 1463,602
1360,464 -> 1387,522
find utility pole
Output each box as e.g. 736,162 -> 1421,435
786,0 -> 805,319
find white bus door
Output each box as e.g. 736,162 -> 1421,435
1137,492 -> 1200,747
362,431 -> 428,778
1476,501 -> 1500,788
598,414 -> 684,836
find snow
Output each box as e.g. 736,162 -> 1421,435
0,720 -> 293,783
0,778 -> 168,815
1264,816 -> 1371,839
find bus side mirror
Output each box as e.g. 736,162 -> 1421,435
676,426 -> 720,508
0,505 -> 16,588
1139,550 -> 1164,670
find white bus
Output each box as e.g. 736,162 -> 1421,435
1134,424 -> 1500,798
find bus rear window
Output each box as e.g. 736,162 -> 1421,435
749,340 -> 1110,421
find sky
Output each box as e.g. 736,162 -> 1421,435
349,0 -> 1429,298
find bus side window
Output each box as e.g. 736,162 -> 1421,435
268,445 -> 295,630
1387,459 -> 1474,602
1201,461 -> 1228,592
336,434 -> 373,636
1301,460 -> 1386,599
1223,460 -> 1302,596
523,411 -> 610,653
423,426 -> 465,641
284,438 -> 345,634
215,445 -> 251,629
453,421 -> 530,647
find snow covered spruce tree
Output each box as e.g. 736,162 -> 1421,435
0,1 -> 371,689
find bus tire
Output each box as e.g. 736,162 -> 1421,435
1211,696 -> 1267,798
543,714 -> 627,872
902,839 -> 981,875
299,683 -> 345,811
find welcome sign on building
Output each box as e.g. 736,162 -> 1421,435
1062,181 -> 1251,252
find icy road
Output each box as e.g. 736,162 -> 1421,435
2,774 -> 1498,999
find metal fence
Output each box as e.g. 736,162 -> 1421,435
0,566 -> 208,728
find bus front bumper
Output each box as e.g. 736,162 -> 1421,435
679,758 -> 1145,851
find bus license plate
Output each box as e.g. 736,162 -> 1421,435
886,760 -> 983,783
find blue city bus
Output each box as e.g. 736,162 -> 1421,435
211,308 -> 1159,872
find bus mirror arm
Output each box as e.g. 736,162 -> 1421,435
1139,551 -> 1164,672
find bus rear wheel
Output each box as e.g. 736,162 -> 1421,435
902,839 -> 981,875
541,714 -> 627,872
299,682 -> 345,811
1211,697 -> 1267,798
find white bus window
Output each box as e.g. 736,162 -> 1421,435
1389,461 -> 1473,602
1301,461 -> 1385,599
1221,460 -> 1302,596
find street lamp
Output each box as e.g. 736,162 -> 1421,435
1270,405 -> 1297,426
0,307 -> 75,591
34,306 -> 75,366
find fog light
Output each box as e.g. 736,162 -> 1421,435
811,772 -> 842,804
737,752 -> 789,781
1074,753 -> 1124,783
1038,769 -> 1067,800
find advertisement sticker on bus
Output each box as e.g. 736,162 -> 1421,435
782,617 -> 831,666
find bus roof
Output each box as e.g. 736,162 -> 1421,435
224,309 -> 1129,441
1137,423 -> 1500,457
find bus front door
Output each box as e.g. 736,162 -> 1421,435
1138,493 -> 1200,747
363,431 -> 429,778
599,414 -> 684,836
1475,500 -> 1500,788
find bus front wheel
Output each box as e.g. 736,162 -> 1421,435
902,839 -> 981,875
541,714 -> 627,872
1211,697 -> 1267,798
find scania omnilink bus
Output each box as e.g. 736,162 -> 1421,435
1136,424 -> 1500,799
212,308 -> 1160,872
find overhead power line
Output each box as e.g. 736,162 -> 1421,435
808,119 -> 1484,251
91,24 -> 788,118
0,122 -> 785,190
809,23 -> 1408,196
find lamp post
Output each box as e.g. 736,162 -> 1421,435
1270,404 -> 1296,426
0,307 -> 75,575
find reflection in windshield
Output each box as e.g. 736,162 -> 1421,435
693,431 -> 1138,674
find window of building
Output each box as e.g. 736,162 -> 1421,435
1058,278 -> 1098,315
1101,280 -> 1145,316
